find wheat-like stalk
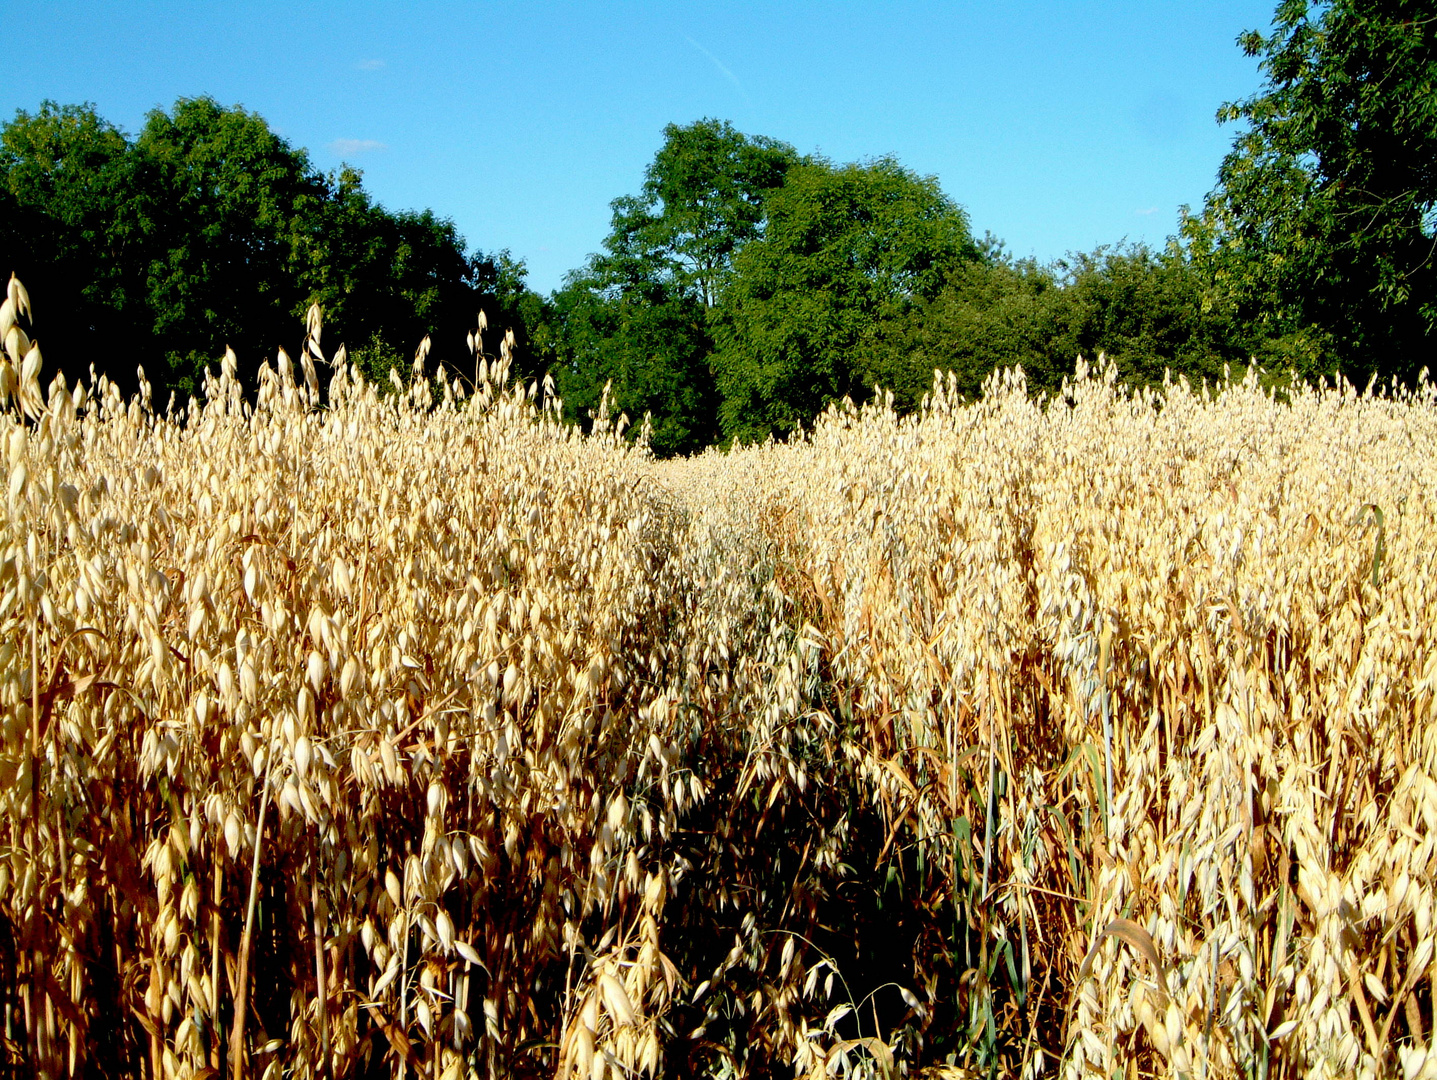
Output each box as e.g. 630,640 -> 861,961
2,279 -> 1436,1080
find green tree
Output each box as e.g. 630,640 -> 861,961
1049,244 -> 1249,390
1186,0 -> 1437,383
307,165 -> 495,387
309,166 -> 547,391
711,157 -> 980,443
552,274 -> 715,455
0,102 -> 146,391
904,246 -> 1066,399
554,120 -> 797,454
1,97 -> 537,401
606,118 -> 799,308
907,241 -> 1260,402
472,249 -> 560,386
131,97 -> 334,393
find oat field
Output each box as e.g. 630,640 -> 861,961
3,274 -> 1437,1079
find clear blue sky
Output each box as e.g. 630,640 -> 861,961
6,1 -> 1276,295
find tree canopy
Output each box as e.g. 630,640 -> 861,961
1184,0 -> 1437,382
0,97 -> 541,400
129,97 -> 334,391
905,242 -> 1245,401
712,157 -> 980,442
605,118 -> 799,309
549,119 -> 798,455
0,102 -> 145,390
6,0 -> 1431,454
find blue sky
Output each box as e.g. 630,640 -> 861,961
6,1 -> 1276,294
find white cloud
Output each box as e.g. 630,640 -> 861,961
329,138 -> 387,156
1135,207 -> 1159,216
357,59 -> 385,71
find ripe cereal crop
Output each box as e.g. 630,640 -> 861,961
2,276 -> 1436,1079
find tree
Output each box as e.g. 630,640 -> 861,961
1,97 -> 536,401
1048,244 -> 1249,390
711,158 -> 980,443
904,247 -> 1067,399
1186,0 -> 1437,383
472,249 -> 559,386
310,167 -> 547,391
606,118 -> 799,308
907,240 -> 1263,402
131,97 -> 335,393
552,273 -> 716,456
553,120 -> 797,454
0,102 -> 146,391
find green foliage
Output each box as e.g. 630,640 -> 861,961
606,118 -> 799,308
900,240 -> 1264,403
0,97 -> 546,401
905,248 -> 1067,399
1185,0 -> 1437,383
711,157 -> 980,443
550,119 -> 795,455
474,249 -> 558,385
130,97 -> 333,394
1048,244 -> 1249,391
0,102 -> 147,389
552,273 -> 716,456
349,330 -> 406,391
305,172 -> 488,391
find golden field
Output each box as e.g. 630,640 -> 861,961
2,276 -> 1436,1079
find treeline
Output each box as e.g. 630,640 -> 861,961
548,0 -> 1434,453
0,98 -> 539,400
548,133 -> 1265,453
2,0 -> 1432,453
